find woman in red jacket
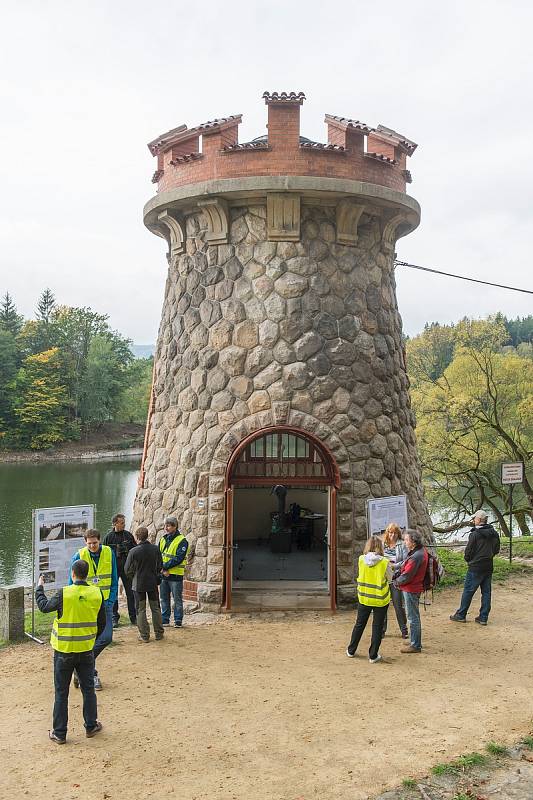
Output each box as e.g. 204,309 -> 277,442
394,529 -> 428,654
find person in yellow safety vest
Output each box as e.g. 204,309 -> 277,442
36,559 -> 106,744
70,529 -> 118,690
346,535 -> 392,663
159,515 -> 189,628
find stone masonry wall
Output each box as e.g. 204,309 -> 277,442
132,202 -> 432,609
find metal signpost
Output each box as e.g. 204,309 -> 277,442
501,462 -> 524,563
28,504 -> 95,643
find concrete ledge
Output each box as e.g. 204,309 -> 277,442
144,175 -> 420,230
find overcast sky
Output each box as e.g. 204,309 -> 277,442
1,0 -> 531,344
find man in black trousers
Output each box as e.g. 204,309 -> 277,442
450,510 -> 501,625
36,559 -> 105,743
103,513 -> 136,628
125,527 -> 165,642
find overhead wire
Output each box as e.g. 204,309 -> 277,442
394,260 -> 533,296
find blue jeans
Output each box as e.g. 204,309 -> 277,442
403,591 -> 422,650
456,569 -> 492,621
160,578 -> 183,624
53,650 -> 97,738
93,603 -> 113,673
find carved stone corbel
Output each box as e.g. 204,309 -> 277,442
198,197 -> 229,244
336,201 -> 365,246
381,212 -> 412,255
157,210 -> 185,263
266,193 -> 301,241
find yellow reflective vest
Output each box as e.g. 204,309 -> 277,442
79,545 -> 113,600
357,555 -> 391,607
51,583 -> 103,654
159,533 -> 188,576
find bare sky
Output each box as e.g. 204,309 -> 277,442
0,0 -> 531,344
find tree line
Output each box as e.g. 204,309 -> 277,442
0,291 -> 152,450
406,315 -> 533,536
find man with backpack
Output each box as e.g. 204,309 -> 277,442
450,510 -> 500,625
394,529 -> 429,654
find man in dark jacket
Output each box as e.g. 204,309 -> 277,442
450,510 -> 501,625
103,513 -> 136,627
125,527 -> 164,642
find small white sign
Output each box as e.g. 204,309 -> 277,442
501,462 -> 524,485
366,495 -> 408,535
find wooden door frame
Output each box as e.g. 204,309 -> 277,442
222,425 -> 339,611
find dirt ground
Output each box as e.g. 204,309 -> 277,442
1,579 -> 532,800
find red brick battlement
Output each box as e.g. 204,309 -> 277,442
148,92 -> 417,196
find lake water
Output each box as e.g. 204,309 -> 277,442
0,458 -> 141,587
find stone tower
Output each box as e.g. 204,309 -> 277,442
133,91 -> 432,611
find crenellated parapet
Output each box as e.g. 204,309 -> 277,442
148,92 -> 417,196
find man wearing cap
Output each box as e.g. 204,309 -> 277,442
450,510 -> 500,625
159,516 -> 188,628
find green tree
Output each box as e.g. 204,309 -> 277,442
12,348 -> 69,449
0,292 -> 23,336
49,306 -> 132,423
36,288 -> 56,323
412,319 -> 533,535
115,357 -> 153,424
0,329 -> 19,441
80,335 -> 129,427
406,321 -> 456,388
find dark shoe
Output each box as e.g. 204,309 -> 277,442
449,614 -> 466,623
401,631 -> 409,639
400,645 -> 421,654
86,721 -> 103,738
474,617 -> 488,626
155,634 -> 164,641
112,620 -> 119,629
173,622 -> 182,628
137,635 -> 150,643
73,672 -> 79,689
93,675 -> 102,691
162,621 -> 170,626
49,731 -> 66,744
345,648 -> 355,658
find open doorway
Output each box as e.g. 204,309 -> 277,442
223,426 -> 340,611
233,486 -> 328,582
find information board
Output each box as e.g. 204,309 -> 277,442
34,505 -> 94,590
366,495 -> 408,535
501,462 -> 524,485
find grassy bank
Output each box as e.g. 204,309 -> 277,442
437,548 -> 533,588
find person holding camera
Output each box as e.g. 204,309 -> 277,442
125,527 -> 165,642
103,513 -> 137,628
36,559 -> 105,744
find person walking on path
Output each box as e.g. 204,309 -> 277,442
381,523 -> 409,640
450,510 -> 501,625
346,535 -> 391,663
36,559 -> 105,744
70,529 -> 118,690
125,526 -> 165,642
394,529 -> 429,654
159,516 -> 189,628
103,513 -> 137,628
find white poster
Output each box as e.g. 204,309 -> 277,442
34,505 -> 95,590
366,495 -> 408,535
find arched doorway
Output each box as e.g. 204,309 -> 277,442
223,426 -> 339,611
